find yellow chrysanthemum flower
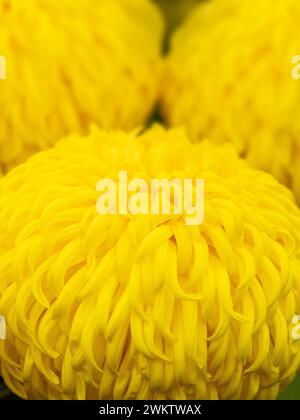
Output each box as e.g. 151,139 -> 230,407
0,125 -> 300,400
0,0 -> 163,170
161,0 -> 300,201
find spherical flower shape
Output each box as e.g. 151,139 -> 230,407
161,0 -> 300,202
0,0 -> 163,171
0,125 -> 300,400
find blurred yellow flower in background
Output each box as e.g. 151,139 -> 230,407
161,0 -> 300,202
0,0 -> 164,172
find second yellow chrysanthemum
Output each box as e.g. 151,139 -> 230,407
161,0 -> 300,201
0,0 -> 164,170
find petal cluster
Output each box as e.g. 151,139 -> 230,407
0,126 -> 300,400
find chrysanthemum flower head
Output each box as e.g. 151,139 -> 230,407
0,125 -> 300,400
161,0 -> 300,202
0,0 -> 163,170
